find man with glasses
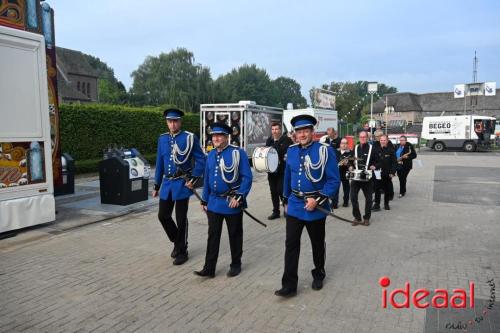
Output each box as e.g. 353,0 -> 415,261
349,131 -> 379,226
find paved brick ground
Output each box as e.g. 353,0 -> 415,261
1,151 -> 500,333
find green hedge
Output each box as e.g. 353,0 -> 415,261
59,104 -> 200,173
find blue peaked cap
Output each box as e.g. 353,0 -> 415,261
210,122 -> 231,135
290,114 -> 317,130
163,108 -> 184,119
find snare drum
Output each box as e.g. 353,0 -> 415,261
252,147 -> 279,173
347,169 -> 372,182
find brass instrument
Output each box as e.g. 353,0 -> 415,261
397,151 -> 411,164
338,156 -> 358,167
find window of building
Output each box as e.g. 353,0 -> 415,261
87,82 -> 91,97
77,81 -> 80,91
82,82 -> 86,95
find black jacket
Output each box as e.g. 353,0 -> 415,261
395,143 -> 417,171
265,134 -> 293,175
324,136 -> 342,150
376,145 -> 397,177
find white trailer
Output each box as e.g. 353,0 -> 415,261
282,107 -> 338,141
200,101 -> 283,157
0,26 -> 55,232
421,115 -> 496,152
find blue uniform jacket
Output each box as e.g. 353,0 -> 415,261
154,131 -> 206,201
283,141 -> 340,221
202,145 -> 253,215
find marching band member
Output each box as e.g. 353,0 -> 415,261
349,131 -> 380,226
275,115 -> 340,297
265,122 -> 293,220
333,138 -> 353,208
321,127 -> 342,149
153,108 -> 206,265
195,123 -> 253,278
395,135 -> 417,198
372,135 -> 397,211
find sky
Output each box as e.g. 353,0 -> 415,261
48,0 -> 500,98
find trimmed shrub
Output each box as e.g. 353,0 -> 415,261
60,103 -> 200,173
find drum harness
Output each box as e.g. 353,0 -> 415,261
354,143 -> 372,173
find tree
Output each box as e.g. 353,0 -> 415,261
272,76 -> 307,109
130,48 -> 213,111
98,79 -> 128,104
214,64 -> 275,105
77,52 -> 129,104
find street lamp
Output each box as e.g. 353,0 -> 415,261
367,82 -> 378,133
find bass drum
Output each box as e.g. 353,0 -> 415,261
252,147 -> 279,173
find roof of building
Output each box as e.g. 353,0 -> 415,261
56,47 -> 99,78
56,47 -> 99,102
373,89 -> 500,114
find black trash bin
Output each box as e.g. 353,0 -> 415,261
54,153 -> 75,196
99,148 -> 150,205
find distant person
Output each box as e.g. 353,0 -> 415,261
358,123 -> 371,135
323,127 -> 341,149
265,122 -> 293,220
349,131 -> 379,226
395,136 -> 417,198
372,135 -> 397,211
333,138 -> 353,208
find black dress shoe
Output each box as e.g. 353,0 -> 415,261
312,279 -> 323,290
384,204 -> 390,210
399,193 -> 405,198
170,248 -> 178,258
332,204 -> 339,209
194,268 -> 215,278
227,266 -> 241,277
274,287 -> 297,297
173,252 -> 188,265
267,213 -> 280,220
372,205 -> 381,212
342,202 -> 349,207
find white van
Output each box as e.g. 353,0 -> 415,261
421,115 -> 496,152
282,108 -> 338,141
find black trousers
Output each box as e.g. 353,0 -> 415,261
333,179 -> 350,205
282,216 -> 326,290
158,195 -> 189,253
397,168 -> 411,195
350,180 -> 373,221
374,176 -> 394,206
204,211 -> 243,271
268,173 -> 284,214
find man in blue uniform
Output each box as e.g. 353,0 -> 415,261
275,115 -> 340,297
153,108 -> 206,265
195,122 -> 253,278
